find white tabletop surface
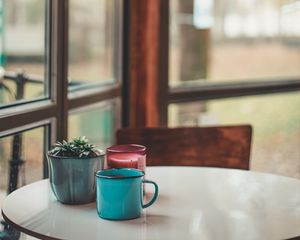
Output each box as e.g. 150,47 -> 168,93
1,167 -> 300,240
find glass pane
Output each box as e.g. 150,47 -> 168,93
0,0 -> 48,106
68,0 -> 114,90
68,101 -> 118,150
0,126 -> 46,239
169,0 -> 300,87
168,92 -> 300,178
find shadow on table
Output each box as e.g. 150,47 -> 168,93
285,236 -> 300,240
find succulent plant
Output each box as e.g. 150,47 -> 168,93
49,136 -> 99,158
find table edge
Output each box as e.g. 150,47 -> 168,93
1,209 -> 62,240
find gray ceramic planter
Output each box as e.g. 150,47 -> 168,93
47,152 -> 105,204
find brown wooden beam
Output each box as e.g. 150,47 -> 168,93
127,0 -> 161,127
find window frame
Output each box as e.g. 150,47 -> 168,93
0,0 -> 123,177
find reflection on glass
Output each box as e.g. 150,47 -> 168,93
69,102 -> 116,150
169,0 -> 300,86
0,0 -> 48,106
0,126 -> 46,239
168,92 -> 300,178
68,0 -> 114,89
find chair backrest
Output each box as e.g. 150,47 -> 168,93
116,125 -> 252,170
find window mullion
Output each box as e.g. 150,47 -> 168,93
53,0 -> 69,141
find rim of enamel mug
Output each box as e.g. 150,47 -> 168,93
96,168 -> 145,179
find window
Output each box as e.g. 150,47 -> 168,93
68,99 -> 120,150
0,0 -> 48,107
169,0 -> 300,86
167,0 -> 300,178
68,0 -> 116,89
0,0 -> 122,238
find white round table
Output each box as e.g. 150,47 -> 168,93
2,167 -> 300,240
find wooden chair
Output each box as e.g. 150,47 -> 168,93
116,125 -> 252,170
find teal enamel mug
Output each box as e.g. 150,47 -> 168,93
96,168 -> 158,220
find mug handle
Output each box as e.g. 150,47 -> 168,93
142,179 -> 159,208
